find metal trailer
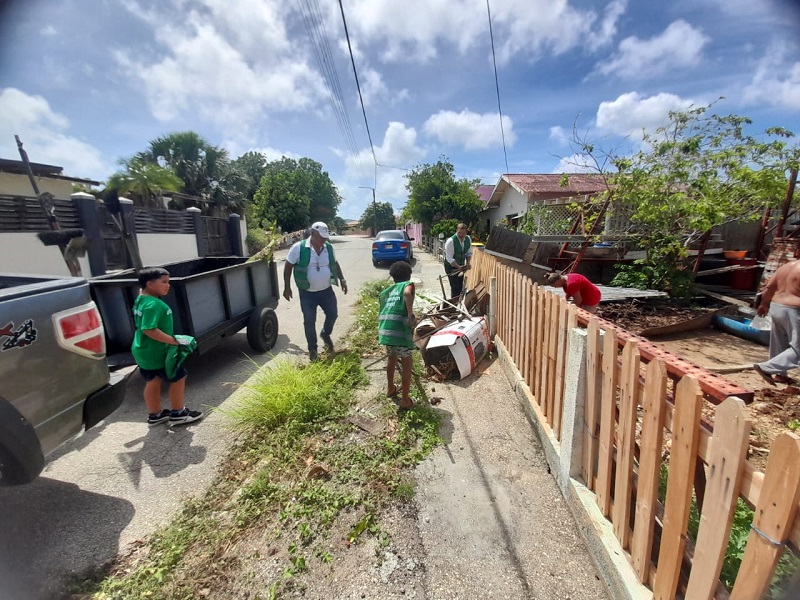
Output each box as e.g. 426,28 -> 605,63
90,256 -> 280,367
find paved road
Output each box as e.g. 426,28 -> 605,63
0,235 -> 384,600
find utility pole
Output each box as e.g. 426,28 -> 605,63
359,186 -> 377,236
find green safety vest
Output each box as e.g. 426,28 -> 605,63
378,281 -> 415,348
444,234 -> 471,274
293,239 -> 339,291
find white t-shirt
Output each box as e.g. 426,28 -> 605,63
286,240 -> 333,292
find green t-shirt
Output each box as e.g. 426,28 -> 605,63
131,294 -> 174,370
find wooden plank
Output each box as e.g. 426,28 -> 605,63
537,289 -> 549,411
553,302 -> 570,439
546,295 -> 560,427
731,433 -> 800,600
582,317 -> 602,489
685,397 -> 753,600
527,281 -> 537,389
515,272 -> 523,368
613,340 -> 641,549
631,359 -> 668,582
523,278 -> 532,388
653,376 -> 703,600
596,326 -> 619,518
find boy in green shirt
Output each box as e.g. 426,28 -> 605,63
132,268 -> 204,426
378,261 -> 417,411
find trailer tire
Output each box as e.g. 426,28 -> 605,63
247,306 -> 279,352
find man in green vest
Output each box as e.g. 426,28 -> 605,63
283,221 -> 348,361
443,223 -> 473,298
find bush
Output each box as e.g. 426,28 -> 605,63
245,227 -> 267,254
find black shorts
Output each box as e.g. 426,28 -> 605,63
139,365 -> 188,383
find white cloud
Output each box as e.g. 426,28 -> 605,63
343,0 -> 628,64
549,126 -> 570,146
743,43 -> 800,111
597,20 -> 709,79
40,25 -> 57,36
423,109 -> 515,150
552,153 -> 596,174
596,92 -> 695,139
0,88 -> 106,181
115,1 -> 326,133
336,122 -> 426,217
251,147 -> 303,162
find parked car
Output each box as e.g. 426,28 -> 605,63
0,274 -> 128,484
372,230 -> 414,266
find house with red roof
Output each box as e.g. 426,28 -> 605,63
477,174 -> 608,233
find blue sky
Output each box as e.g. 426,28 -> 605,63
1,0 -> 799,220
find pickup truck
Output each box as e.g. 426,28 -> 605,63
0,274 -> 127,484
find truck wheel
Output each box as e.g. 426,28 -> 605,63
0,445 -> 38,486
247,306 -> 279,352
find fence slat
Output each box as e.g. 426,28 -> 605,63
613,340 -> 641,548
596,326 -> 618,518
553,302 -> 569,439
546,295 -> 560,426
631,359 -> 667,581
653,376 -> 703,600
582,317 -> 602,489
514,271 -> 523,367
684,397 -> 752,600
522,278 -> 531,387
731,432 -> 800,600
527,281 -> 537,388
535,288 -> 546,409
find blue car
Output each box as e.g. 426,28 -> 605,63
372,230 -> 414,267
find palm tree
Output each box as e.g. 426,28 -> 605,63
107,158 -> 183,207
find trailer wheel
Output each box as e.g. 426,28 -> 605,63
247,306 -> 279,352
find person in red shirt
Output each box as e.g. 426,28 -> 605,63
546,271 -> 601,313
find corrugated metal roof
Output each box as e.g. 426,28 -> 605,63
506,174 -> 607,194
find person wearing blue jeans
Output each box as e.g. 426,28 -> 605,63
283,221 -> 348,361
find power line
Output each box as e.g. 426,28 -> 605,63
337,0 -> 377,174
486,0 -> 510,176
298,0 -> 370,183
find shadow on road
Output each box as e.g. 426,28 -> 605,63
118,425 -> 207,487
0,478 -> 134,600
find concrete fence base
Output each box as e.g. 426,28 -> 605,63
493,335 -> 651,600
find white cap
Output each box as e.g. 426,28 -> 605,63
310,221 -> 330,239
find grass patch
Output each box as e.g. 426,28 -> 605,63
349,279 -> 392,355
77,280 -> 442,599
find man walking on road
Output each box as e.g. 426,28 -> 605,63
753,259 -> 800,386
283,222 -> 348,361
444,223 -> 473,298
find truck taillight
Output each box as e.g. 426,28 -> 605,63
53,302 -> 106,359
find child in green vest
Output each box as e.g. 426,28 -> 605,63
378,261 -> 417,411
132,268 -> 204,426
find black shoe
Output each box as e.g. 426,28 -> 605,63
320,330 -> 334,352
309,349 -> 318,361
147,409 -> 171,426
169,407 -> 205,426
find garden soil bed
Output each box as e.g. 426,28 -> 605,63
597,299 -> 798,471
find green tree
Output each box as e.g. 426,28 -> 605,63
231,151 -> 269,203
573,105 -> 799,296
107,157 -> 183,207
252,157 -> 341,233
359,201 -> 395,236
136,131 -> 245,212
403,157 -> 483,231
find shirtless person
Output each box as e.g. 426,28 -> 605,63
753,260 -> 800,386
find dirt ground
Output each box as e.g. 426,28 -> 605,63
596,299 -> 799,471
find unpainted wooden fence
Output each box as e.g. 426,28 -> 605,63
467,249 -> 800,599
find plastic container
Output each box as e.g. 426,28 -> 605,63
724,250 -> 748,259
727,257 -> 758,290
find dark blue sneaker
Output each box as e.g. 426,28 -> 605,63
309,349 -> 319,361
169,407 -> 205,426
320,330 -> 334,352
147,409 -> 171,426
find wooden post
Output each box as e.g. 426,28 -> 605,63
653,376 -> 703,600
596,326 -> 618,518
553,302 -> 570,439
731,432 -> 800,600
612,340 -> 641,549
684,397 -> 752,600
630,359 -> 667,581
582,317 -> 602,489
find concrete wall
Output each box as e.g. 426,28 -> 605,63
137,233 -> 199,267
0,172 -> 74,199
0,232 -> 91,276
481,187 -> 528,231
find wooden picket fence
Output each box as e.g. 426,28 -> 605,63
466,249 -> 800,599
